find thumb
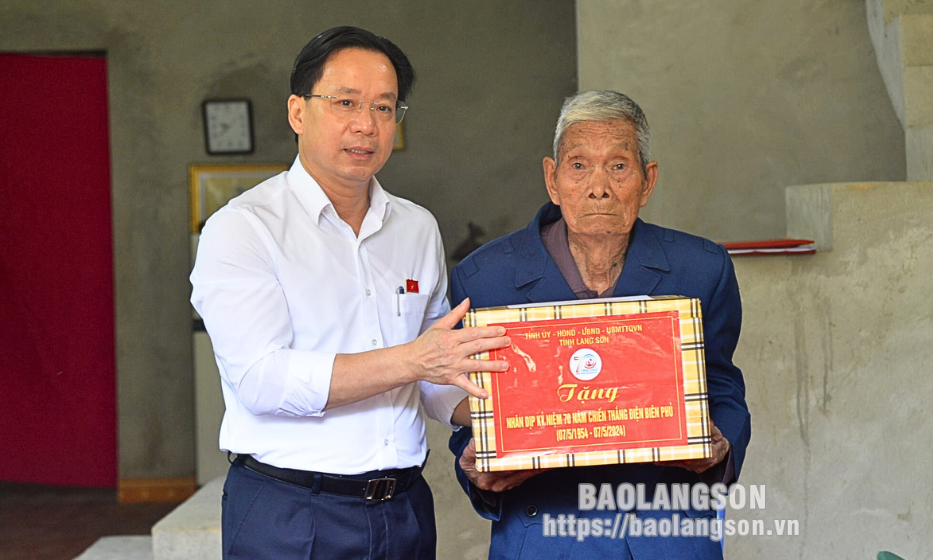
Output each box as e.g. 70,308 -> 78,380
433,298 -> 471,330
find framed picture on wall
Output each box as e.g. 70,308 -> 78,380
394,122 -> 405,151
188,163 -> 289,233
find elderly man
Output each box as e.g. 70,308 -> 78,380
191,26 -> 509,560
449,90 -> 750,559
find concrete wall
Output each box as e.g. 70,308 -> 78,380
577,0 -> 907,242
6,1 -> 925,557
0,1 -> 576,480
867,0 -> 933,182
728,182 -> 933,558
577,5 -> 931,555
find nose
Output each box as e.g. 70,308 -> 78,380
587,167 -> 612,199
349,103 -> 378,134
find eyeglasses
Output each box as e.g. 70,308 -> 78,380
303,94 -> 408,124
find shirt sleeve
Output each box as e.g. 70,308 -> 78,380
698,448 -> 736,487
190,209 -> 334,417
703,245 -> 751,479
420,382 -> 467,430
449,420 -> 503,520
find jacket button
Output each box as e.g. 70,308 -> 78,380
525,505 -> 538,517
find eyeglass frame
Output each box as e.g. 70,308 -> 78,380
302,94 -> 408,124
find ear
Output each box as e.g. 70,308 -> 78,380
543,157 -> 560,206
287,94 -> 306,135
639,161 -> 659,207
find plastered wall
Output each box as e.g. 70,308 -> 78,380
4,1 -> 923,556
0,0 -> 576,480
577,0 -> 906,242
729,182 -> 933,558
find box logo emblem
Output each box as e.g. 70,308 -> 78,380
570,348 -> 602,381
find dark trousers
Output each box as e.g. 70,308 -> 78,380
222,460 -> 437,560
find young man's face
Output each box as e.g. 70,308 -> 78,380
288,47 -> 399,194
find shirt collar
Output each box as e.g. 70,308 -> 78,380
285,155 -> 393,227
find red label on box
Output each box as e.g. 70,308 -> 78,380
488,311 -> 687,457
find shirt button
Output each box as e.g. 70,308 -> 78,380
366,289 -> 371,296
525,505 -> 538,517
383,439 -> 389,446
372,339 -> 378,346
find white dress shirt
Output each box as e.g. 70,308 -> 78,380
190,157 -> 465,474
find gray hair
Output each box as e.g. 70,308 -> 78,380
552,90 -> 651,174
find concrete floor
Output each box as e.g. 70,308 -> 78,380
0,482 -> 176,560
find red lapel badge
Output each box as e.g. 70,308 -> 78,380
405,279 -> 419,293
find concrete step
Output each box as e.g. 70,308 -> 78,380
151,477 -> 223,560
72,536 -> 153,560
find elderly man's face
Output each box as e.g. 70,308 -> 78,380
544,120 -> 658,240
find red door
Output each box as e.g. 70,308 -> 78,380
0,53 -> 116,487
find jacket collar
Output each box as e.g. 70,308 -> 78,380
516,203 -> 671,302
613,217 -> 671,297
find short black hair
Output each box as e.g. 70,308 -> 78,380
290,26 -> 415,102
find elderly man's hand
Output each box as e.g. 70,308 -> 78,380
460,437 -> 546,493
404,298 -> 511,399
659,420 -> 730,474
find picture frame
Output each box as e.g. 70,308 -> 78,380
189,163 -> 289,232
394,122 -> 405,151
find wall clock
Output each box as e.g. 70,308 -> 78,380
202,99 -> 254,155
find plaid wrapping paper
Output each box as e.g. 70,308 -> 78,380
464,296 -> 711,472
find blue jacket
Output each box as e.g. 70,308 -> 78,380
448,203 -> 750,559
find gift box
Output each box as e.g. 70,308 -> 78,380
465,296 -> 712,472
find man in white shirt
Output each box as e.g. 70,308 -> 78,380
190,26 -> 510,560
